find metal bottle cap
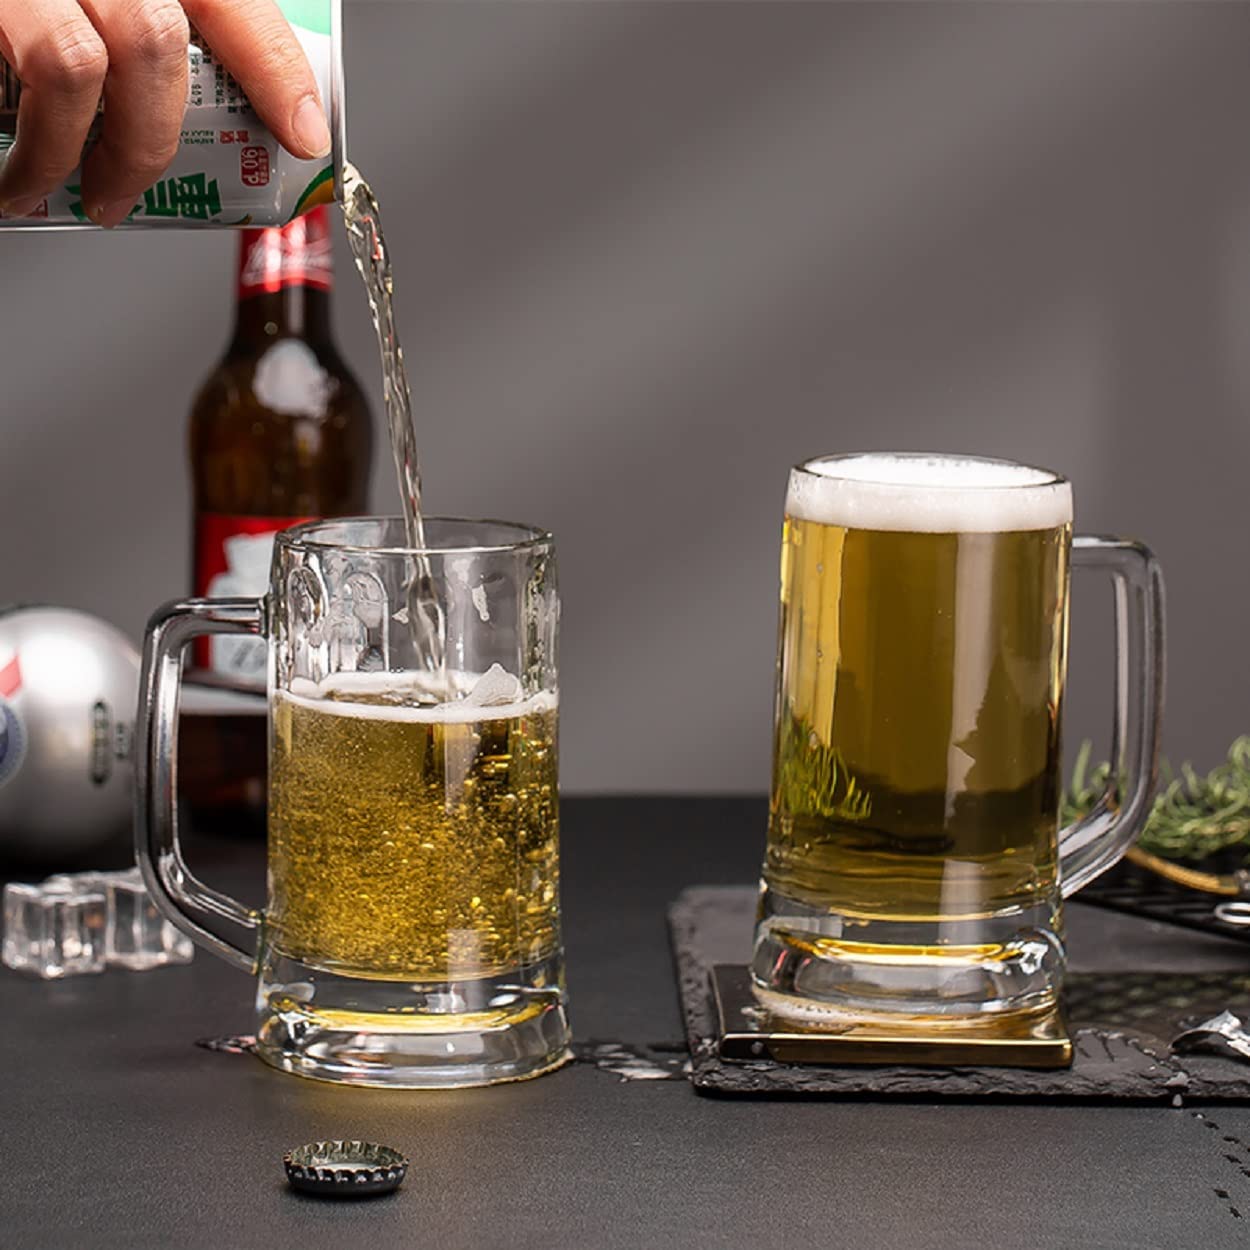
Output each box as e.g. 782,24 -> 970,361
283,1140 -> 408,1198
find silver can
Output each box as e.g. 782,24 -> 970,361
0,0 -> 343,228
0,606 -> 140,862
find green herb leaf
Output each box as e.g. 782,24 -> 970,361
1064,736 -> 1250,865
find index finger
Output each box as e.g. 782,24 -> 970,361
0,0 -> 109,216
180,0 -> 331,161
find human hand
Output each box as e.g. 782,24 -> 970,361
0,0 -> 330,226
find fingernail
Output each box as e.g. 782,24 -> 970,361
91,198 -> 135,229
0,195 -> 42,219
292,95 -> 332,159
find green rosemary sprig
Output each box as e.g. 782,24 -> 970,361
1063,736 -> 1250,865
775,714 -> 872,824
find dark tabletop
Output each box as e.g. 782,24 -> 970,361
4,796 -> 1250,1250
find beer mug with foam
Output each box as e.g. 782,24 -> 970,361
137,518 -> 570,1087
752,454 -> 1164,1027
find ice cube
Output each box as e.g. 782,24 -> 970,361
48,868 -> 194,970
2,880 -> 107,979
105,868 -> 194,971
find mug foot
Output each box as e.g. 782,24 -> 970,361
255,949 -> 572,1089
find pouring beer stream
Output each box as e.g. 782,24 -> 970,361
341,163 -> 446,673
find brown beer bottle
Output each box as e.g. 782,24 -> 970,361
188,204 -> 372,687
182,206 -> 371,824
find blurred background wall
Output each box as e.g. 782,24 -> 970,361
0,0 -> 1246,792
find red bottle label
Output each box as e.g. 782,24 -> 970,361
237,204 -> 333,299
192,514 -> 311,680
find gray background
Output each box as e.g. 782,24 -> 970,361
0,0 -> 1244,793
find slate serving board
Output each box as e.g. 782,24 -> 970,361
671,885 -> 1250,1101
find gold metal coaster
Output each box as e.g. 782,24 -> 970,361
711,965 -> 1073,1069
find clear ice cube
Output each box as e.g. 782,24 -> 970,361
48,868 -> 194,970
2,880 -> 108,979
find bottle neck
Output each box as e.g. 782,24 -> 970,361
232,206 -> 335,347
234,285 -> 332,343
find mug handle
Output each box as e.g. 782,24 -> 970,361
134,598 -> 267,974
1058,537 -> 1166,897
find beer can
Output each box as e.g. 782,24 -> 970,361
0,0 -> 343,228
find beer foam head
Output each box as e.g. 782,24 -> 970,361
786,454 -> 1072,533
285,670 -> 556,723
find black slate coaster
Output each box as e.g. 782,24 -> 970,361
671,885 -> 1250,1101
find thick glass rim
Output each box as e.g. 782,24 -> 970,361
794,451 -> 1068,491
276,516 -> 554,558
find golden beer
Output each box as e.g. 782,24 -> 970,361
769,520 -> 1070,919
268,674 -> 559,981
754,454 -> 1075,1021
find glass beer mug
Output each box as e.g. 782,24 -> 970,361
752,454 -> 1164,1027
136,518 -> 571,1087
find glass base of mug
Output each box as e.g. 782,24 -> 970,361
751,884 -> 1064,1024
254,947 -> 572,1089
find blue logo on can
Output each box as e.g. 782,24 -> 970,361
0,697 -> 25,788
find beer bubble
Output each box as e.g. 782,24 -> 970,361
269,676 -> 559,979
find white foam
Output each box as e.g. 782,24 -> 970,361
785,454 -> 1072,533
282,670 -> 556,724
461,663 -> 525,708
